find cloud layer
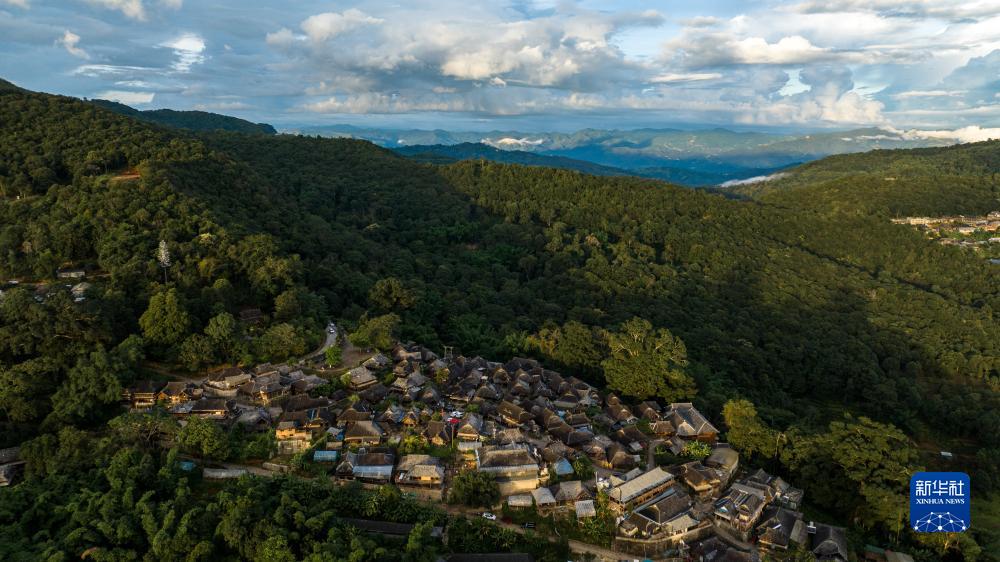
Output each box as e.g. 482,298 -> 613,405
0,0 -> 997,131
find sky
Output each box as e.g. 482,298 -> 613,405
1,0 -> 999,134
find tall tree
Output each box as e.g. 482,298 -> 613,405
176,417 -> 229,461
140,288 -> 191,348
256,323 -> 306,362
448,471 -> 500,507
722,399 -> 781,460
205,312 -> 240,362
528,320 -> 604,375
179,333 -> 215,371
369,277 -> 415,312
156,239 -> 172,283
46,348 -> 125,425
782,415 -> 919,531
350,313 -> 400,351
601,317 -> 696,401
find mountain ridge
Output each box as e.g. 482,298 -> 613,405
298,124 -> 958,186
393,142 -> 792,186
88,98 -> 277,135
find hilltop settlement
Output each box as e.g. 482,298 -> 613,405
892,211 -> 1000,262
109,339 -> 898,562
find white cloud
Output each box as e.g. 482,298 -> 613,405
265,28 -> 296,47
95,90 -> 155,104
301,92 -> 472,114
666,31 -> 853,68
83,0 -> 181,20
304,75 -> 375,95
160,33 -> 205,73
114,80 -> 158,88
665,10 -> 932,70
86,0 -> 147,21
9,0 -> 991,130
731,36 -> 832,64
650,72 -> 722,83
719,172 -> 788,187
892,90 -> 965,99
73,64 -> 154,77
792,0 -> 1000,21
1,0 -> 29,9
300,9 -> 382,43
891,125 -> 1000,143
735,66 -> 887,125
482,137 -> 545,149
270,5 -> 662,93
193,101 -> 251,111
265,10 -> 383,49
680,16 -> 722,28
57,30 -> 89,59
745,92 -> 886,125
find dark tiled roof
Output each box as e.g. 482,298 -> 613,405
638,487 -> 691,524
812,524 -> 849,561
191,398 -> 228,412
344,420 -> 384,439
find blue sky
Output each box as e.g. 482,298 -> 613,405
2,0 -> 999,137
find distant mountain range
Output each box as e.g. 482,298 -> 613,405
297,124 -> 957,186
65,94 -> 964,187
393,142 -> 787,186
88,99 -> 277,135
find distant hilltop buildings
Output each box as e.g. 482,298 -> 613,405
892,211 -> 1000,257
891,211 -> 1000,231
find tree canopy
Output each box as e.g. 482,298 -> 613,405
601,317 -> 695,401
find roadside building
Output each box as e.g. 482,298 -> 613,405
608,467 -> 675,514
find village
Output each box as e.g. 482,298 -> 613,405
891,211 -> 1000,262
106,332 -> 923,562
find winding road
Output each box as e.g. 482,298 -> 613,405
302,324 -> 339,362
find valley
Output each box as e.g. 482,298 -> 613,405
0,79 -> 997,562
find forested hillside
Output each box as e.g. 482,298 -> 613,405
0,80 -> 998,560
732,141 -> 1000,216
2,81 -> 997,446
0,87 -> 325,434
89,99 -> 277,135
196,131 -> 999,496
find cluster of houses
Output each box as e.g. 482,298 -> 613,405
892,211 -> 1000,248
121,363 -> 330,438
122,343 -> 869,561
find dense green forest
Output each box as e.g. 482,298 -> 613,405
88,99 -> 277,135
0,85 -> 326,433
0,79 -> 998,560
732,141 -> 1000,216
